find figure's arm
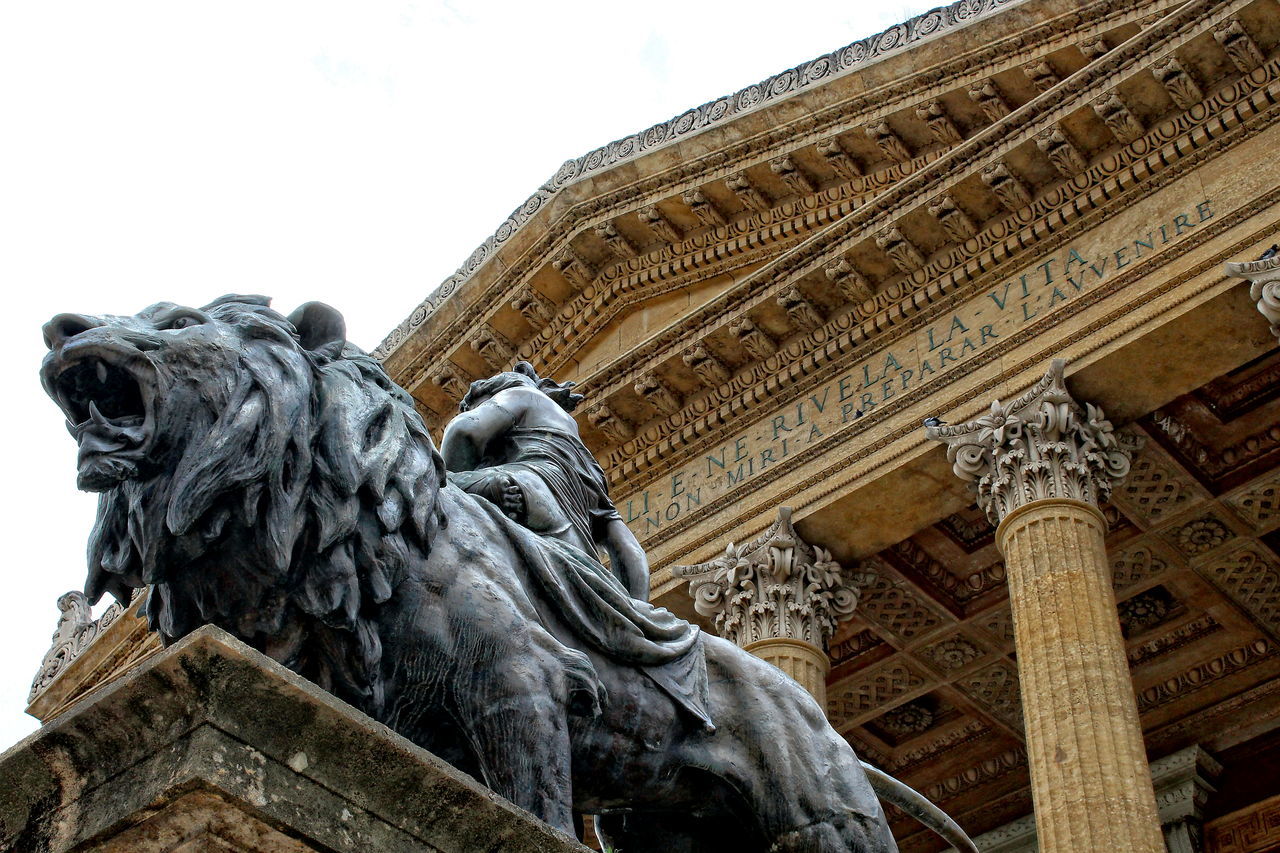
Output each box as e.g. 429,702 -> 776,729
602,519 -> 651,601
440,395 -> 522,472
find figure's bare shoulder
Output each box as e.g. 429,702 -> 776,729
490,386 -> 580,433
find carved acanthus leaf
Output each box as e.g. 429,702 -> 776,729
682,342 -> 731,386
816,137 -> 861,179
1092,91 -> 1144,144
586,401 -> 635,443
594,221 -> 640,259
673,507 -> 866,648
682,189 -> 727,227
552,247 -> 595,289
876,226 -> 926,273
865,121 -> 911,162
639,204 -> 682,243
725,173 -> 770,212
1224,255 -> 1280,341
825,258 -> 873,302
470,326 -> 516,371
1214,19 -> 1264,73
1035,127 -> 1087,177
1022,59 -> 1060,93
969,80 -> 1011,122
916,100 -> 964,145
729,317 -> 778,360
633,372 -> 681,416
770,156 -> 817,196
777,285 -> 825,331
1152,56 -> 1203,110
927,194 -> 978,242
980,162 -> 1033,210
511,288 -> 555,328
926,360 -> 1139,525
30,591 -> 128,702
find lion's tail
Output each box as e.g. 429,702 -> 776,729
860,761 -> 979,852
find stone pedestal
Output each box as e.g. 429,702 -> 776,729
997,498 -> 1164,853
0,626 -> 585,853
928,360 -> 1163,853
744,637 -> 831,707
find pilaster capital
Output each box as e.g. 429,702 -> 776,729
1225,253 -> 1280,340
673,507 -> 867,649
926,360 -> 1138,525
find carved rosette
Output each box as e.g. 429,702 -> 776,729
673,507 -> 866,649
1224,254 -> 1280,340
926,360 -> 1136,525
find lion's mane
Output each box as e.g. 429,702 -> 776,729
86,295 -> 445,712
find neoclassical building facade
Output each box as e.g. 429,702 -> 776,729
27,0 -> 1280,850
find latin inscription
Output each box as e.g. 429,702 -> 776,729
621,200 -> 1215,536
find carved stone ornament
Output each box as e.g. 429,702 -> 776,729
673,507 -> 868,649
1224,254 -> 1280,341
30,590 -> 127,702
926,360 -> 1138,525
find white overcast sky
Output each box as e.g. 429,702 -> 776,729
0,0 -> 938,748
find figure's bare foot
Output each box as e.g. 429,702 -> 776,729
500,474 -> 525,522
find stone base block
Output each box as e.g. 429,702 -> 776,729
0,625 -> 585,853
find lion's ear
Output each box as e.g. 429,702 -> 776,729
288,302 -> 347,352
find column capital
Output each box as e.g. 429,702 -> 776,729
673,507 -> 867,649
1225,253 -> 1280,340
926,360 -> 1138,525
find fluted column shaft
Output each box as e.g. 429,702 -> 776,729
998,499 -> 1164,853
745,637 -> 831,706
928,360 -> 1163,853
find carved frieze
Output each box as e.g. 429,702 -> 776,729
1224,470 -> 1280,532
1197,543 -> 1280,638
1112,544 -> 1171,592
927,360 -> 1138,525
856,559 -> 948,642
673,507 -> 865,648
828,659 -> 927,720
958,659 -> 1024,731
1111,443 -> 1205,527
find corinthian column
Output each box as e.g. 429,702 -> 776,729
673,507 -> 862,706
927,360 -> 1163,853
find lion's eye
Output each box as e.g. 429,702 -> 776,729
167,315 -> 202,330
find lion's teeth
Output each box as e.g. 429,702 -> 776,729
95,360 -> 108,383
88,400 -> 108,426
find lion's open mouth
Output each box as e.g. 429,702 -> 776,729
44,349 -> 155,490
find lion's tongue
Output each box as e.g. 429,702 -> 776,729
76,417 -> 146,459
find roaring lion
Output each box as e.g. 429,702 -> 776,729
41,295 -> 974,853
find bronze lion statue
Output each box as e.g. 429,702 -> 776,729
41,295 -> 974,852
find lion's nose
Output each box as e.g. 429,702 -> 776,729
43,313 -> 104,350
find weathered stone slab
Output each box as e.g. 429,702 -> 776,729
0,625 -> 586,853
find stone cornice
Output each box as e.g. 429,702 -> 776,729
375,0 -> 1026,361
378,0 -> 1171,383
599,55 -> 1280,491
567,0 -> 1242,422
